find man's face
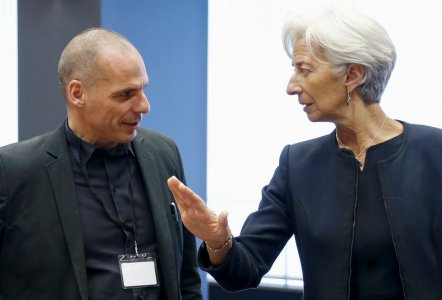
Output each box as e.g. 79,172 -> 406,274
79,48 -> 150,149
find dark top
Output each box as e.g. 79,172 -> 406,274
66,125 -> 161,300
198,122 -> 442,299
339,134 -> 405,300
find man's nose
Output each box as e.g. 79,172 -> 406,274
137,93 -> 150,114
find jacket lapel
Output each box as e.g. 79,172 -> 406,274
43,128 -> 179,299
133,135 -> 179,299
45,128 -> 88,300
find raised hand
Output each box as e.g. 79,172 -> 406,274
167,176 -> 231,243
167,176 -> 232,263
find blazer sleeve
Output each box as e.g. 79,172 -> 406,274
198,145 -> 294,291
0,152 -> 8,255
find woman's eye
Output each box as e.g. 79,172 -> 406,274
300,67 -> 310,74
293,65 -> 311,75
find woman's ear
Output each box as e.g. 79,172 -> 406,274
67,80 -> 85,107
345,63 -> 365,93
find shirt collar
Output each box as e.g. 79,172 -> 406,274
64,120 -> 135,165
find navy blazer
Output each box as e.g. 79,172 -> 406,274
0,125 -> 201,300
200,122 -> 442,300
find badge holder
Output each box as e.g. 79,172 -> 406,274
118,252 -> 159,289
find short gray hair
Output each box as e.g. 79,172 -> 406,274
58,28 -> 135,98
282,8 -> 396,103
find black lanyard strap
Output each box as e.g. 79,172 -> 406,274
77,144 -> 140,252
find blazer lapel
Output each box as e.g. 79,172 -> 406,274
133,136 -> 179,299
45,128 -> 88,300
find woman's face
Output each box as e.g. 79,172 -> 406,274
286,38 -> 348,122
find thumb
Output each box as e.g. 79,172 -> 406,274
218,211 -> 231,233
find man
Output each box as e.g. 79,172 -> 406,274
0,28 -> 201,300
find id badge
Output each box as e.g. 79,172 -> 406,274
118,253 -> 159,288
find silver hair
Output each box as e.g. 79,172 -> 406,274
282,8 -> 396,103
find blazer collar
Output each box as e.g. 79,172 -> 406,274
45,125 -> 89,300
132,134 -> 180,298
45,127 -> 179,300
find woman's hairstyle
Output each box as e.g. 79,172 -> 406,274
282,8 -> 396,103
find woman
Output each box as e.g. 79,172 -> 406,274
167,8 -> 442,300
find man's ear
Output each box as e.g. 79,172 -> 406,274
67,80 -> 85,107
345,63 -> 365,93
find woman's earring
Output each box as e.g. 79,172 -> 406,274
346,91 -> 352,106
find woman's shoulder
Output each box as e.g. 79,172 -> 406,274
282,133 -> 332,161
288,133 -> 332,151
404,121 -> 442,142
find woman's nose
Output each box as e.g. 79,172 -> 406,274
286,73 -> 301,95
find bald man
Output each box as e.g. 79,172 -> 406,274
0,28 -> 201,300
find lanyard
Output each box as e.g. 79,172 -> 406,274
77,144 -> 140,255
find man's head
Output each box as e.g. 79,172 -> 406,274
58,28 -> 150,149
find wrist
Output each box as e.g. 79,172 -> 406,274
204,235 -> 233,253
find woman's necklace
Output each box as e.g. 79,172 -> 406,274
336,115 -> 387,165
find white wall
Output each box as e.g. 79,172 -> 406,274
0,0 -> 18,146
207,0 -> 442,287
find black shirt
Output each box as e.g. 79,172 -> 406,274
343,134 -> 405,300
65,123 -> 161,300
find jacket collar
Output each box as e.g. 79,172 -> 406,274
46,126 -> 179,300
132,132 -> 181,299
45,125 -> 89,300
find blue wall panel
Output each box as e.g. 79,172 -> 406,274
101,1 -> 208,298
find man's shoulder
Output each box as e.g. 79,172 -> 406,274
0,128 -> 62,155
0,128 -> 64,173
135,127 -> 177,148
137,127 -> 170,139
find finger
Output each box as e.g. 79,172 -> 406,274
167,176 -> 190,211
167,176 -> 181,188
168,177 -> 210,219
175,179 -> 207,210
167,176 -> 183,194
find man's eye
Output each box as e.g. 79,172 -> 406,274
121,90 -> 136,98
